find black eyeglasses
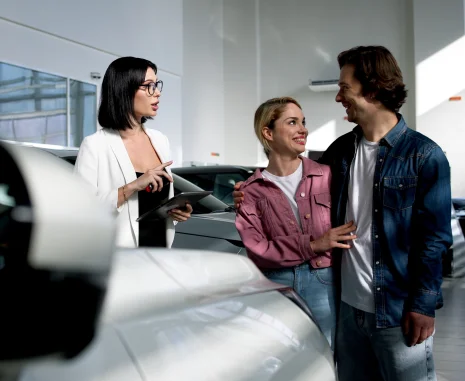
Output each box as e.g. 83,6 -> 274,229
140,80 -> 163,95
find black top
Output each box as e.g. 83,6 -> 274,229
136,172 -> 170,247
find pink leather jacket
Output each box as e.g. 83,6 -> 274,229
235,157 -> 332,270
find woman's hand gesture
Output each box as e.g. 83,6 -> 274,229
310,221 -> 357,253
134,161 -> 173,192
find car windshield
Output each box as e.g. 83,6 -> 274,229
172,167 -> 255,206
171,174 -> 231,214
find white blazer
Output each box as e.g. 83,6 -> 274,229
74,127 -> 175,248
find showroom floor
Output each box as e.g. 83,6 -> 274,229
435,276 -> 465,381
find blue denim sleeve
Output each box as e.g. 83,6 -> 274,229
409,147 -> 453,317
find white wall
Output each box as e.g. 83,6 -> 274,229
218,0 -> 413,166
0,0 -> 183,165
182,0 -> 259,167
182,0 -> 225,166
4,0 -> 463,197
414,0 -> 465,197
219,0 -> 465,196
258,0 -> 411,150
223,0 -> 261,166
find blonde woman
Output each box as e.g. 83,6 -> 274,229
235,97 -> 356,347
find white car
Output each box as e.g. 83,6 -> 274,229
0,141 -> 336,381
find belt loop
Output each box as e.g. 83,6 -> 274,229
355,308 -> 365,328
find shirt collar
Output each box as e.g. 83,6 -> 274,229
352,113 -> 407,147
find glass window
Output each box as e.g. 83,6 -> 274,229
0,62 -> 96,147
180,173 -> 216,192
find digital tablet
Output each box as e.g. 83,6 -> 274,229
136,191 -> 213,222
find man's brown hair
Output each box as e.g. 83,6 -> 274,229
337,46 -> 407,112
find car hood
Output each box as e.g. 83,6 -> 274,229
100,248 -> 282,324
192,211 -> 236,222
174,211 -> 242,243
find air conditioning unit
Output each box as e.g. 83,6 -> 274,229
308,79 -> 339,92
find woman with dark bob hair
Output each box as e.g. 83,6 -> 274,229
75,56 -> 192,248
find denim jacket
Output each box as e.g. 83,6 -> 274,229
236,158 -> 333,270
319,115 -> 452,328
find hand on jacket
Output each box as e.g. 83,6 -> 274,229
310,221 -> 357,252
233,181 -> 245,209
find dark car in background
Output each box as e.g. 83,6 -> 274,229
172,165 -> 256,206
453,198 -> 465,234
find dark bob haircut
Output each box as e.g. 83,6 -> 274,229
337,46 -> 407,113
98,56 -> 157,130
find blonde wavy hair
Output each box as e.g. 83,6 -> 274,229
254,97 -> 302,157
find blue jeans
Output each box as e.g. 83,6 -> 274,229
336,301 -> 436,381
262,264 -> 336,349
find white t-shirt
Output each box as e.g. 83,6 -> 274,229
262,162 -> 303,229
341,137 -> 379,313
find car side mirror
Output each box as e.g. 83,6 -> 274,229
0,142 -> 116,367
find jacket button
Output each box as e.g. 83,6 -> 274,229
316,260 -> 322,267
300,192 -> 305,197
305,214 -> 311,219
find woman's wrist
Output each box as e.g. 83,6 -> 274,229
125,181 -> 138,194
121,182 -> 136,201
122,185 -> 129,202
310,240 -> 317,253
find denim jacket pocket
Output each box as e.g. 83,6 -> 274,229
383,176 -> 417,210
243,203 -> 259,217
314,192 -> 332,229
314,192 -> 331,208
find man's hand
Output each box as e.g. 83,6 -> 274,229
233,181 -> 245,209
402,311 -> 435,346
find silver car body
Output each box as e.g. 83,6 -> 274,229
19,248 -> 336,381
2,140 -> 336,380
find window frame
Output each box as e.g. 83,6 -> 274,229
0,60 -> 98,148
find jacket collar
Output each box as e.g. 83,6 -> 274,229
103,126 -> 168,183
352,113 -> 407,148
104,128 -> 136,184
244,156 -> 323,186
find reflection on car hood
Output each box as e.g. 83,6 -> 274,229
100,248 -> 282,323
192,211 -> 236,223
175,211 -> 241,242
